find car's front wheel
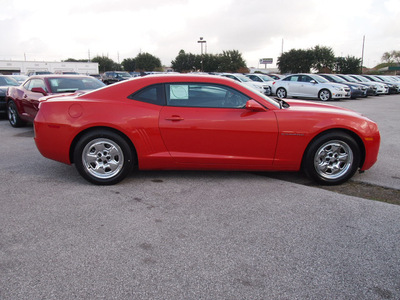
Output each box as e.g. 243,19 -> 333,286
303,131 -> 360,185
318,89 -> 331,101
7,100 -> 26,127
276,87 -> 287,99
73,130 -> 135,185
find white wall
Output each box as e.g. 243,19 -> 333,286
0,60 -> 99,75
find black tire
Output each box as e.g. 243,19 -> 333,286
276,87 -> 287,99
318,89 -> 331,101
73,129 -> 135,185
7,100 -> 26,127
303,131 -> 360,185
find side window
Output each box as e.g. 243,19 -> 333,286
128,84 -> 164,106
283,76 -> 298,82
27,79 -> 47,92
301,76 -> 312,83
166,83 -> 250,109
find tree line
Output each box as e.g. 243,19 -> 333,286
65,46 -> 397,74
277,45 -> 362,74
64,49 -> 248,73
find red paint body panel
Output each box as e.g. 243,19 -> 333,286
34,75 -> 380,174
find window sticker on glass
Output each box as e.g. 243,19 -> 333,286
170,85 -> 189,100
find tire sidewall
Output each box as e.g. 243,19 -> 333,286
304,131 -> 360,185
74,130 -> 134,185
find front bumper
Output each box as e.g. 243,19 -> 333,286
332,91 -> 351,99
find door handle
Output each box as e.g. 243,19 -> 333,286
165,116 -> 184,121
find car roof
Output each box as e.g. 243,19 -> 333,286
28,74 -> 95,79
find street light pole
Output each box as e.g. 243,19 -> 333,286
361,35 -> 365,74
197,37 -> 206,72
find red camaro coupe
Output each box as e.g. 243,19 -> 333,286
6,75 -> 105,127
34,74 -> 380,185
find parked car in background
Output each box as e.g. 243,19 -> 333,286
268,74 -> 284,80
7,75 -> 28,84
319,74 -> 367,99
220,73 -> 270,95
34,74 -> 380,186
27,71 -> 53,76
336,74 -> 377,96
6,75 -> 105,127
245,73 -> 275,95
349,75 -> 388,95
361,75 -> 399,94
378,76 -> 400,93
0,75 -> 20,118
101,71 -> 132,85
272,73 -> 351,101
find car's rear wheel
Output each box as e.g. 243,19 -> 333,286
74,130 -> 134,185
7,100 -> 26,127
276,87 -> 287,99
303,131 -> 360,185
318,89 -> 331,101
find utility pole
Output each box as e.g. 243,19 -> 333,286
361,35 -> 365,74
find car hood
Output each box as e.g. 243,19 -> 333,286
285,99 -> 365,117
323,82 -> 348,89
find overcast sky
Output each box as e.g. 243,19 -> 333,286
1,0 -> 399,69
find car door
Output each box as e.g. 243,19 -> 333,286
283,75 -> 302,96
158,83 -> 279,168
21,78 -> 47,121
298,75 -> 318,97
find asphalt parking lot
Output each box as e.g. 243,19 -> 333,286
1,94 -> 399,299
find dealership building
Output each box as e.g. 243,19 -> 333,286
0,60 -> 99,75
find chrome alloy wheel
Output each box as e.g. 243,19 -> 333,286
319,90 -> 331,101
82,138 -> 124,179
314,140 -> 353,180
276,88 -> 286,98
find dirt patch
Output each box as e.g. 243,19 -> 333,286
259,172 -> 400,205
317,181 -> 400,206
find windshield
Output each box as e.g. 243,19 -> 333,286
370,76 -> 384,82
235,74 -> 252,82
352,75 -> 370,83
311,74 -> 329,83
329,75 -> 346,83
339,75 -> 358,83
117,72 -> 132,79
0,76 -> 19,86
259,75 -> 273,81
381,76 -> 394,82
49,77 -> 105,93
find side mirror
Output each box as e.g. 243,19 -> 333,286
245,99 -> 267,112
31,87 -> 47,95
310,80 -> 317,84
